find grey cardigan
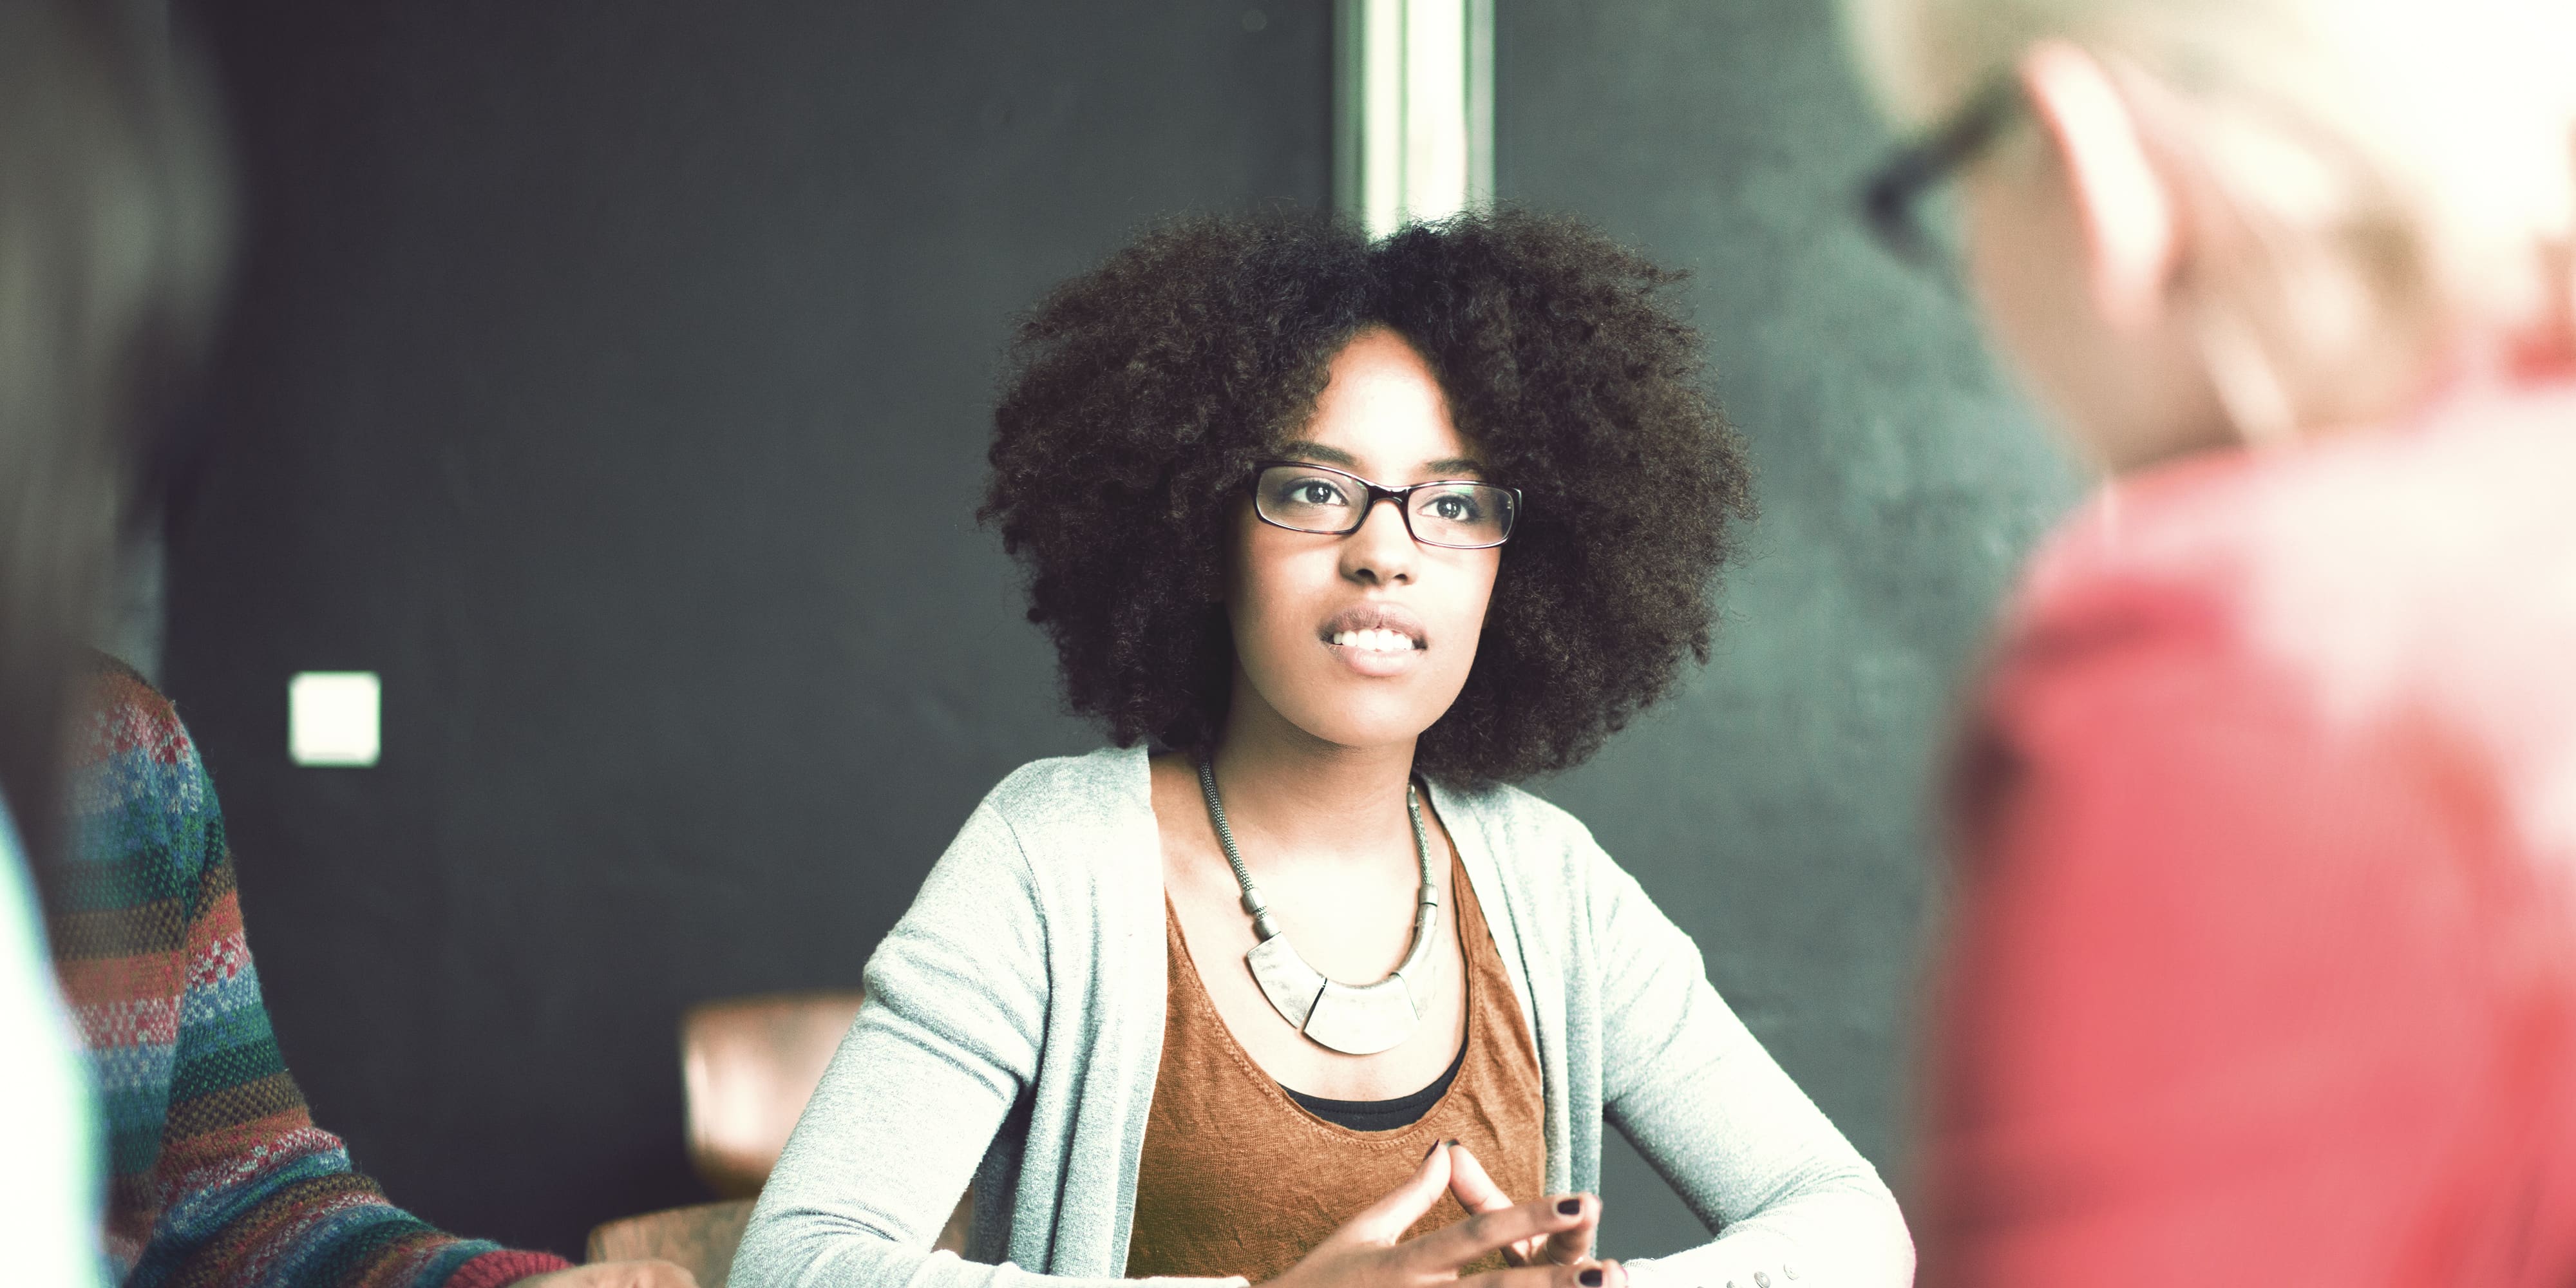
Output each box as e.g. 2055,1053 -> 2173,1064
735,748 -> 1912,1288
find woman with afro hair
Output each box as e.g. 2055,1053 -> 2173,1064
734,212 -> 1913,1288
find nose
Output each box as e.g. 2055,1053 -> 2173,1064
1340,492 -> 1416,586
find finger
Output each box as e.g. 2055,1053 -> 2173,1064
1440,1144 -> 1537,1267
1396,1194 -> 1586,1273
1535,1195 -> 1598,1265
585,1265 -> 692,1288
1446,1142 -> 1514,1215
1450,1146 -> 1595,1268
613,1260 -> 703,1288
1336,1140 -> 1457,1247
1456,1257 -> 1624,1288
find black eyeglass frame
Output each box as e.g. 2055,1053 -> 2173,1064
1858,74 -> 2024,267
1246,459 -> 1523,550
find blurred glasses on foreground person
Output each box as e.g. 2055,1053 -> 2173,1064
1847,0 -> 2576,1283
731,211 -> 1915,1288
4,3 -> 691,1285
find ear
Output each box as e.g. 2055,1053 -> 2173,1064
2016,41 -> 2183,331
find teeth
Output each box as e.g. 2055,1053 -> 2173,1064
1332,629 -> 1416,653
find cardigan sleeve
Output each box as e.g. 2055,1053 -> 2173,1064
1587,846 -> 1915,1288
61,665 -> 570,1288
732,797 -> 1235,1288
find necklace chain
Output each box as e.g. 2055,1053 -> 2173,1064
1196,759 -> 1444,1054
1196,759 -> 1437,947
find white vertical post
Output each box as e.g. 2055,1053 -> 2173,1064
1335,0 -> 1493,238
1463,0 -> 1492,204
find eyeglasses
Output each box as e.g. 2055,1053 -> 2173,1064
1858,75 -> 2023,272
1249,460 -> 1520,549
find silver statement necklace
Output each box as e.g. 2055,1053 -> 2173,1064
1197,759 -> 1440,1056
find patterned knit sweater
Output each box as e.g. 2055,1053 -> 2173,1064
53,661 -> 573,1288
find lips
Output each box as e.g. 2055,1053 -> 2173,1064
1329,598 -> 1432,649
1320,603 -> 1428,658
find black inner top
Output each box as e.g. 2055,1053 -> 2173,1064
1281,1036 -> 1470,1132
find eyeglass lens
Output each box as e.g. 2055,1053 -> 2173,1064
1255,464 -> 1514,548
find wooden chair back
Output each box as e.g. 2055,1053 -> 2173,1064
666,988 -> 974,1264
584,1192 -> 969,1281
681,989 -> 867,1198
586,1198 -> 753,1286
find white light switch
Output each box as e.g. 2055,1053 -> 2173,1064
289,672 -> 380,767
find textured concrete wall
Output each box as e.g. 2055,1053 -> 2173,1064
1494,0 -> 2083,1256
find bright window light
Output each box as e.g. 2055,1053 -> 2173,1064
289,671 -> 380,767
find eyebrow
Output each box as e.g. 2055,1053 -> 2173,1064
1276,440 -> 1486,479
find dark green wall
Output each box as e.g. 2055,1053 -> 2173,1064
167,0 -> 1330,1256
1493,0 -> 2081,1256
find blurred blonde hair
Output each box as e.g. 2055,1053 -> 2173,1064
1845,0 -> 2576,433
0,0 -> 228,875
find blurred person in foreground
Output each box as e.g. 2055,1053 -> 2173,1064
1844,0 -> 2576,1282
0,1 -> 227,1282
5,3 -> 690,1284
65,653 -> 708,1288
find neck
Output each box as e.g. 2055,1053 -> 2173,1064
1206,677 -> 1420,863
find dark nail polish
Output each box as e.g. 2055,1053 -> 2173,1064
1447,1138 -> 1461,1147
1580,1271 -> 1604,1287
1557,1198 -> 1581,1215
1425,1141 -> 1442,1159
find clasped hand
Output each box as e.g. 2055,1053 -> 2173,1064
510,1143 -> 1614,1288
1262,1141 -> 1625,1288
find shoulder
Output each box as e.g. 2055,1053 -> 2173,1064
971,745 -> 1153,857
78,656 -> 199,781
68,657 -> 223,909
1969,455 -> 2362,879
1434,778 -> 1598,855
1960,391 -> 2576,916
869,749 -> 1154,1028
907,746 -> 1155,919
1430,777 -> 1629,907
1987,388 -> 2576,829
2002,384 -> 2576,715
980,745 -> 1151,818
73,658 -> 216,836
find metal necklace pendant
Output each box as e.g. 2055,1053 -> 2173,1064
1197,759 -> 1440,1057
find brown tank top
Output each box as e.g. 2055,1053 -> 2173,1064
1126,855 -> 1545,1282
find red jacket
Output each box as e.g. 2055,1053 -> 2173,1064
1918,376 -> 2576,1285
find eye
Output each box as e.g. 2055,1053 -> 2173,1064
1427,491 -> 1481,522
1262,469 -> 1353,510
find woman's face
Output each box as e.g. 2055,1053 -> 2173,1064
1224,327 -> 1502,754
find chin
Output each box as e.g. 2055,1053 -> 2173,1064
1294,721 -> 1437,753
1280,692 -> 1448,753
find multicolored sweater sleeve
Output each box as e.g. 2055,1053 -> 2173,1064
53,662 -> 574,1288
